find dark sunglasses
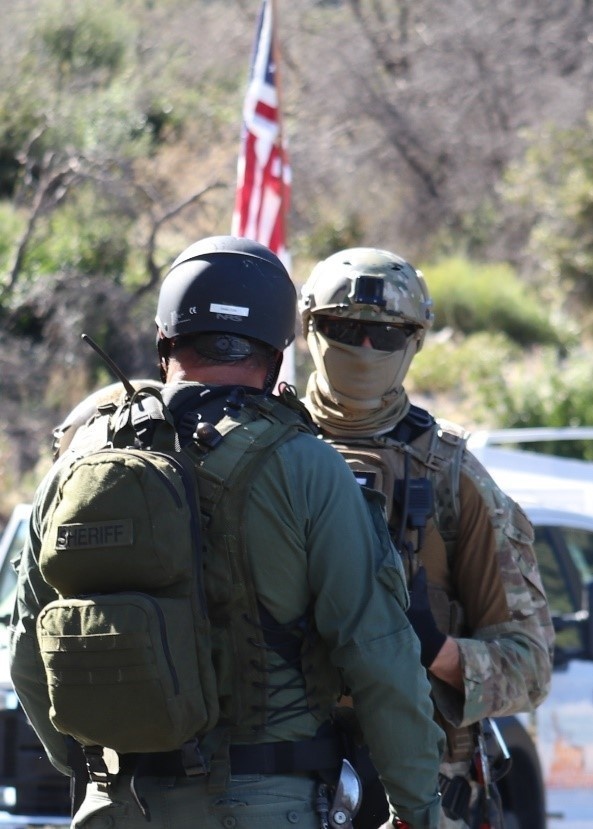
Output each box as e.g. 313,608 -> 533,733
317,317 -> 418,351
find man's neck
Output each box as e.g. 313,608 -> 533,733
166,363 -> 265,389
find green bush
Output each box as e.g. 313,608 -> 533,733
408,333 -> 593,455
37,0 -> 134,79
22,186 -> 132,279
423,257 -> 564,347
304,213 -> 365,260
477,347 -> 593,459
408,330 -> 521,426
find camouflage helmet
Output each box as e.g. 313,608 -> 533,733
299,247 -> 434,350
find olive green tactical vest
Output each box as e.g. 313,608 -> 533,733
190,391 -> 342,741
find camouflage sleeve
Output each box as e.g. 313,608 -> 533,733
432,450 -> 554,728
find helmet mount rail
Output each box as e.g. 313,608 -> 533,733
352,275 -> 387,308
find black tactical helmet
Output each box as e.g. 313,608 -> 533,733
155,236 -> 296,351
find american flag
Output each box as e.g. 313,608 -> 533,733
231,0 -> 291,265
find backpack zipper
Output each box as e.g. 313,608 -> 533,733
149,451 -> 208,621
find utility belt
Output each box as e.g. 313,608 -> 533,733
76,735 -> 351,824
81,734 -> 368,828
116,734 -> 345,778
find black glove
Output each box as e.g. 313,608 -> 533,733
406,566 -> 446,668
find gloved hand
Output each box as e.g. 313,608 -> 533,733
405,566 -> 446,668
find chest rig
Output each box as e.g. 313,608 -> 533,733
326,405 -> 467,574
326,406 -> 478,762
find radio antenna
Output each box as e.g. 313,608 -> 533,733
81,333 -> 136,398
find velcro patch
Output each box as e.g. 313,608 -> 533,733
56,520 -> 133,550
353,470 -> 377,489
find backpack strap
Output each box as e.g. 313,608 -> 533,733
110,387 -> 179,452
192,390 -> 314,519
187,391 -> 317,744
81,745 -> 111,791
388,403 -> 435,444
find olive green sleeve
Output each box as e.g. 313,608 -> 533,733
9,463 -> 72,777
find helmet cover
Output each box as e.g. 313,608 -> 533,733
299,247 -> 433,350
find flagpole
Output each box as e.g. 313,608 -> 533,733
270,0 -> 287,257
268,0 -> 295,390
230,0 -> 295,388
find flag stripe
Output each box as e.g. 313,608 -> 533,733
232,0 -> 295,389
231,0 -> 291,266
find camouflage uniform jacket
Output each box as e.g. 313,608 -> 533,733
323,406 -> 554,762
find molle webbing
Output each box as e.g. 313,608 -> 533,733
191,395 -> 318,739
426,424 -> 466,562
326,417 -> 468,568
325,417 -> 475,762
438,716 -> 476,764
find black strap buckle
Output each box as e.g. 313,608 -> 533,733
439,772 -> 471,822
181,738 -> 209,776
83,745 -> 110,790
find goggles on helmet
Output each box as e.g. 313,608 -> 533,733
316,316 -> 419,352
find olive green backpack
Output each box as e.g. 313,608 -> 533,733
36,379 -> 314,761
36,386 -> 219,755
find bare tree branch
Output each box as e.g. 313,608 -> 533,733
132,181 -> 227,301
2,155 -> 82,300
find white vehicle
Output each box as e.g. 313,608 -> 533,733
0,428 -> 592,827
467,428 -> 593,829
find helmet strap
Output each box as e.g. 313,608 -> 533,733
157,336 -> 171,383
264,351 -> 283,393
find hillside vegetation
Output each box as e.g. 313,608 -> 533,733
1,0 -> 593,519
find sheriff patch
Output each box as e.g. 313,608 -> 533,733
56,520 -> 133,550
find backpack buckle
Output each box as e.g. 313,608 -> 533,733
83,745 -> 111,790
181,738 -> 210,776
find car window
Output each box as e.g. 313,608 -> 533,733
534,526 -> 582,651
561,527 -> 593,581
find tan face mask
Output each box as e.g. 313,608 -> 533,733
305,329 -> 415,436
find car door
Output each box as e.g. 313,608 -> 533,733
528,513 -> 593,827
